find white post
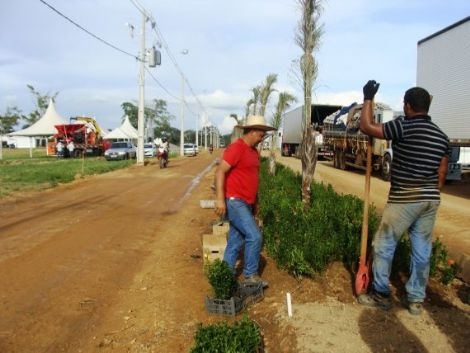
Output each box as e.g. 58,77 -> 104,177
179,73 -> 185,156
179,50 -> 188,157
195,114 -> 199,149
286,292 -> 293,317
136,12 -> 146,165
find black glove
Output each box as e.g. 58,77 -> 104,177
363,80 -> 380,100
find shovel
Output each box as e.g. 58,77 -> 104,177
355,134 -> 373,296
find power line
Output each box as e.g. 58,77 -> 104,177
129,0 -> 151,18
150,20 -> 210,119
39,0 -> 138,60
128,0 -> 206,121
145,67 -> 178,102
38,1 -> 178,108
40,0 -> 208,125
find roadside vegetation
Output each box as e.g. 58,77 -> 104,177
0,147 -> 185,199
0,148 -> 133,198
191,315 -> 262,353
258,158 -> 460,284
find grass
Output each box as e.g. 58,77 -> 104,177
0,148 -> 134,198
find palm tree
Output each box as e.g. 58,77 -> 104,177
271,92 -> 297,146
245,99 -> 255,119
248,86 -> 261,116
295,0 -> 323,209
229,113 -> 240,124
268,92 -> 297,174
259,73 -> 278,117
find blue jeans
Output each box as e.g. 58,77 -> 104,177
223,198 -> 262,277
372,201 -> 439,302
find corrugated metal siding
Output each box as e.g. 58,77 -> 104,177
417,19 -> 470,141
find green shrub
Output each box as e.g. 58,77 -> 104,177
258,158 -> 379,276
258,158 -> 457,285
393,235 -> 460,285
190,315 -> 262,353
206,259 -> 237,299
430,238 -> 460,284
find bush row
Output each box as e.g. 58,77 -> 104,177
258,159 -> 378,276
258,158 -> 459,283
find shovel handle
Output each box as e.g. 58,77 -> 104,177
359,132 -> 373,265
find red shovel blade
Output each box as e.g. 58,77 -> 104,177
355,262 -> 370,295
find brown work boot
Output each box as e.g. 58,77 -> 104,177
357,290 -> 392,311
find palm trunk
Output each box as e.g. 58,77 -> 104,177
300,125 -> 317,210
268,150 -> 276,175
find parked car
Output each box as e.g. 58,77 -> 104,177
104,142 -> 137,160
1,141 -> 15,148
143,143 -> 157,157
183,143 -> 197,156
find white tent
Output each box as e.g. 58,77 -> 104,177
103,116 -> 138,140
7,99 -> 66,156
9,99 -> 66,139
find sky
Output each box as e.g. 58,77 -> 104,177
1,0 -> 469,135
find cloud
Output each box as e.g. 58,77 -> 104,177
1,0 -> 468,134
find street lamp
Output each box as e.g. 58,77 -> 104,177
179,49 -> 188,156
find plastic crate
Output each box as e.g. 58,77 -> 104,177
205,282 -> 264,316
205,295 -> 243,316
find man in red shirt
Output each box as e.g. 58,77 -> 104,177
215,115 -> 276,287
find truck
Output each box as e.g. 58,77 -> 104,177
322,102 -> 395,181
51,116 -> 105,157
417,16 -> 470,180
281,104 -> 342,158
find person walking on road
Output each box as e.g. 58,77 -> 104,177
214,115 -> 275,288
357,80 -> 449,315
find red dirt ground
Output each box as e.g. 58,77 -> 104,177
0,151 -> 468,353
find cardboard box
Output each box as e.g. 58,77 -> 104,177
202,233 -> 227,265
212,221 -> 230,237
200,200 -> 215,209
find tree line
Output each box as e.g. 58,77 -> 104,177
0,85 -> 178,143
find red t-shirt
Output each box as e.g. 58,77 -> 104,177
223,138 -> 260,205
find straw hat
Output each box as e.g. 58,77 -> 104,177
236,115 -> 276,131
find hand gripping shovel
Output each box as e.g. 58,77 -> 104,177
355,134 -> 372,295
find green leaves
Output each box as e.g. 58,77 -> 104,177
190,315 -> 261,353
259,158 -> 377,276
259,158 -> 458,285
430,237 -> 460,285
206,259 -> 237,300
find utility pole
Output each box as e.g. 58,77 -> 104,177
179,50 -> 188,156
136,12 -> 147,165
179,73 -> 185,156
195,114 -> 199,149
130,10 -> 160,165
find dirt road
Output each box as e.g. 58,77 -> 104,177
0,153 -> 221,352
0,151 -> 468,353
